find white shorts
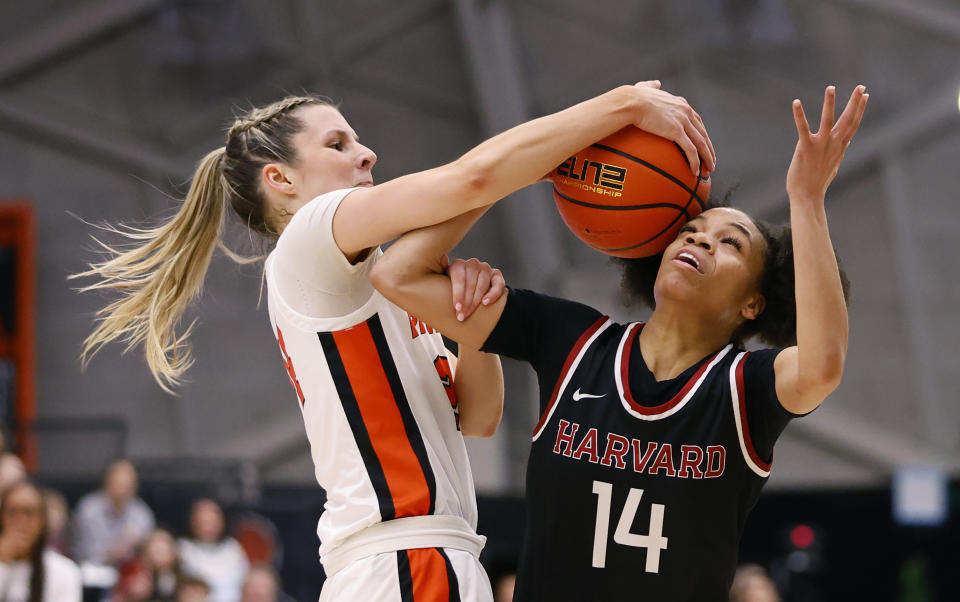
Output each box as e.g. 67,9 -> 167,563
319,547 -> 494,602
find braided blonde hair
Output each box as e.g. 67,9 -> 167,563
74,95 -> 332,392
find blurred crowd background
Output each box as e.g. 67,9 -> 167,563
1,0 -> 958,600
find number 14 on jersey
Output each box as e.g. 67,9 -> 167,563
592,480 -> 669,572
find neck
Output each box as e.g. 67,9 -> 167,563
0,539 -> 31,563
638,300 -> 733,381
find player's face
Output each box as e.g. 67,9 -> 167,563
287,104 -> 377,203
655,208 -> 767,323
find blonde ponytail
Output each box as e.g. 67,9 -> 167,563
75,94 -> 329,392
73,148 -> 229,393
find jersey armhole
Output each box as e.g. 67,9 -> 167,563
531,316 -> 612,441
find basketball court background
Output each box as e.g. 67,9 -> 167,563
0,0 -> 957,599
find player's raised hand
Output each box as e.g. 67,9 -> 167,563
786,85 -> 868,203
447,257 -> 505,322
632,80 -> 716,177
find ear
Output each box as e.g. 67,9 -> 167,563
261,163 -> 296,196
740,293 -> 766,321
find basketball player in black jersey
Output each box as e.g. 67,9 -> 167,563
372,84 -> 868,600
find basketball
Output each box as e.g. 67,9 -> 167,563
551,126 -> 711,258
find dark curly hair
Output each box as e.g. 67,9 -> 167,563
614,195 -> 851,349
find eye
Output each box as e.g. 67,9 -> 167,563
678,224 -> 696,235
721,236 -> 743,251
329,140 -> 344,151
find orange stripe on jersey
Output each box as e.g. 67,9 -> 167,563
331,320 -> 433,519
407,548 -> 454,602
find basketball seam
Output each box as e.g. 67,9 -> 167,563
553,186 -> 687,212
591,143 -> 709,208
556,141 -> 710,254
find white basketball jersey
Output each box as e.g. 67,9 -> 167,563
264,189 -> 478,558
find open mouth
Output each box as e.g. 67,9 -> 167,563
674,250 -> 702,273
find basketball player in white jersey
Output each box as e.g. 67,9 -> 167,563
76,82 -> 715,600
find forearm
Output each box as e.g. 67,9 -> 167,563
790,198 -> 848,386
338,82 -> 713,257
372,208 -> 507,348
454,346 -> 504,438
452,85 -> 640,203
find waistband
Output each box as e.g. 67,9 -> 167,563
321,515 -> 486,579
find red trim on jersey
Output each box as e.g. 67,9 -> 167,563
532,316 -> 609,436
407,548 -> 455,601
331,323 -> 432,518
619,323 -> 721,416
735,352 -> 772,472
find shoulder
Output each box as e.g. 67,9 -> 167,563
733,347 -> 783,390
75,492 -> 105,513
224,537 -> 248,558
481,287 -> 609,362
271,187 -> 377,285
130,497 -> 155,517
279,188 -> 360,240
503,288 -> 604,324
743,347 -> 784,368
43,550 -> 81,579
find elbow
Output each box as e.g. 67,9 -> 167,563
474,423 -> 499,439
460,390 -> 504,439
450,156 -> 495,208
462,413 -> 502,439
370,256 -> 406,298
806,353 -> 845,396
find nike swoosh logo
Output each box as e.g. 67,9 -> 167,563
572,388 -> 606,401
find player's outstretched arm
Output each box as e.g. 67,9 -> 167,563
333,81 -> 715,259
372,82 -> 717,347
774,85 -> 868,414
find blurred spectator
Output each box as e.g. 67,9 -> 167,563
175,576 -> 210,602
71,459 -> 155,566
115,528 -> 182,602
0,481 -> 82,601
39,489 -> 68,554
240,563 -> 279,602
730,563 -> 781,602
178,499 -> 249,602
113,562 -> 154,602
0,452 -> 26,491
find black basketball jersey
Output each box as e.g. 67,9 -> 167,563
483,289 -> 794,602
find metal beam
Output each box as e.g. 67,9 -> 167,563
336,0 -> 449,66
880,153 -> 952,452
336,70 -> 474,124
831,0 -> 960,42
0,97 -> 188,181
0,0 -> 169,87
735,84 -> 960,220
788,406 -> 960,473
452,0 -> 567,493
293,0 -> 338,94
451,0 -> 565,283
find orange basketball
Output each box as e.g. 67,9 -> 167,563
552,126 -> 711,258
